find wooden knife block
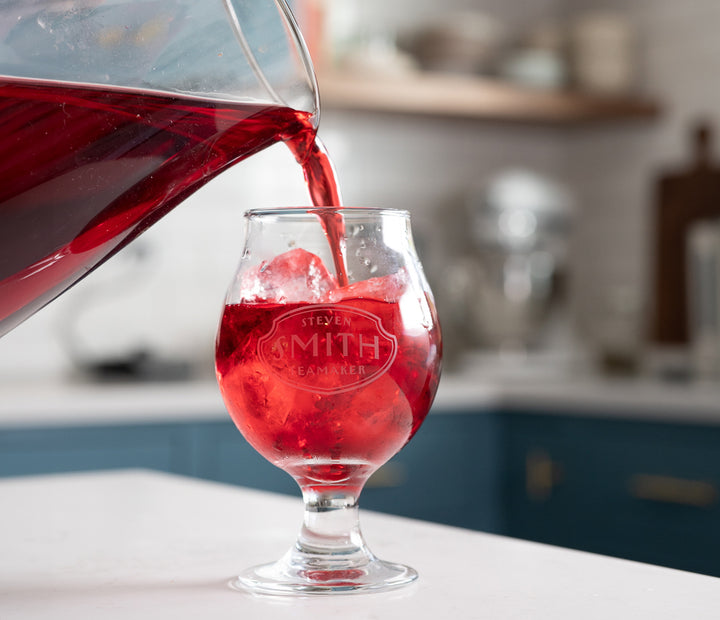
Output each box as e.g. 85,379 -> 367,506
653,123 -> 720,344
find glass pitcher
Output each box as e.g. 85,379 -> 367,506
0,0 -> 319,337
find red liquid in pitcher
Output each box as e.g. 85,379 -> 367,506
0,77 -> 340,336
215,295 -> 441,493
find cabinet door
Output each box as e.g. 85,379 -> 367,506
193,413 -> 502,533
360,411 -> 502,533
192,421 -> 298,496
503,413 -> 720,577
0,423 -> 194,477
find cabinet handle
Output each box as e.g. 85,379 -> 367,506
628,474 -> 718,508
526,449 -> 563,502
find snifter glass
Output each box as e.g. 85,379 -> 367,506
215,207 -> 442,595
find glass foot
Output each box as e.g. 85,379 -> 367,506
231,492 -> 418,595
230,551 -> 418,595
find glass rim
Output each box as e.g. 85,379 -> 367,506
244,207 -> 410,219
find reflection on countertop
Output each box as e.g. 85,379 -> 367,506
2,368 -> 720,428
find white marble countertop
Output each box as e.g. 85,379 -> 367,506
1,372 -> 720,429
1,470 -> 718,619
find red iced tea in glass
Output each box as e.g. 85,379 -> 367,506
215,251 -> 441,495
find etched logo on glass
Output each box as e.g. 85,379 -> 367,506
258,304 -> 398,394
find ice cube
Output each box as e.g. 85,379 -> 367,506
240,248 -> 337,303
327,269 -> 408,303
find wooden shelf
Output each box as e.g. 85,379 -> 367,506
319,72 -> 661,124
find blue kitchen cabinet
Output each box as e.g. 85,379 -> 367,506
191,411 -> 502,533
361,410 -> 502,533
501,412 -> 720,578
0,423 -> 196,477
0,420 -> 294,494
191,420 -> 297,495
4,404 -> 720,577
0,410 -> 501,534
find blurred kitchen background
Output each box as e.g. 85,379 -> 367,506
4,0 -> 720,580
4,0 -> 719,382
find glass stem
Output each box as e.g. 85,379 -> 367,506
295,489 -> 371,562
